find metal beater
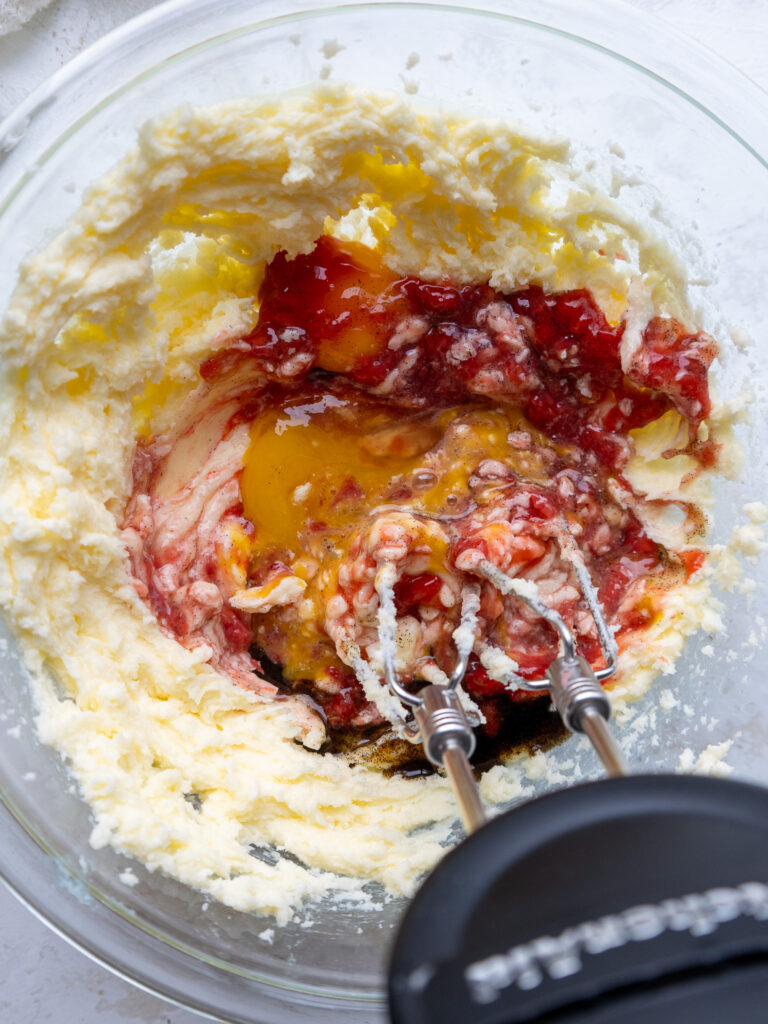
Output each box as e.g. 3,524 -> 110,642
374,534 -> 628,834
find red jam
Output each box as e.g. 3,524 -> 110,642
191,235 -> 716,739
203,235 -> 715,475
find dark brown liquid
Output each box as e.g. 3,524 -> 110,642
252,644 -> 569,776
323,696 -> 568,777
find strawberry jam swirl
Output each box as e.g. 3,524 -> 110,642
121,236 -> 717,750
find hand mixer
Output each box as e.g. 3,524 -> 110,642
371,528 -> 768,1024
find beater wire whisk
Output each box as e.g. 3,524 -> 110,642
373,528 -> 627,833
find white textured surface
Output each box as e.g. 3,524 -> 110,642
0,890 -> 192,1022
0,1 -> 766,1022
0,0 -> 53,35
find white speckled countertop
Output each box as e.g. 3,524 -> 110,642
1,0 -> 767,1020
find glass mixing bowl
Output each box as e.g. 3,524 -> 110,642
1,1 -> 767,1021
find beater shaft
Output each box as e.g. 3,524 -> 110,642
442,745 -> 487,834
407,683 -> 487,833
546,653 -> 628,776
579,706 -> 628,778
